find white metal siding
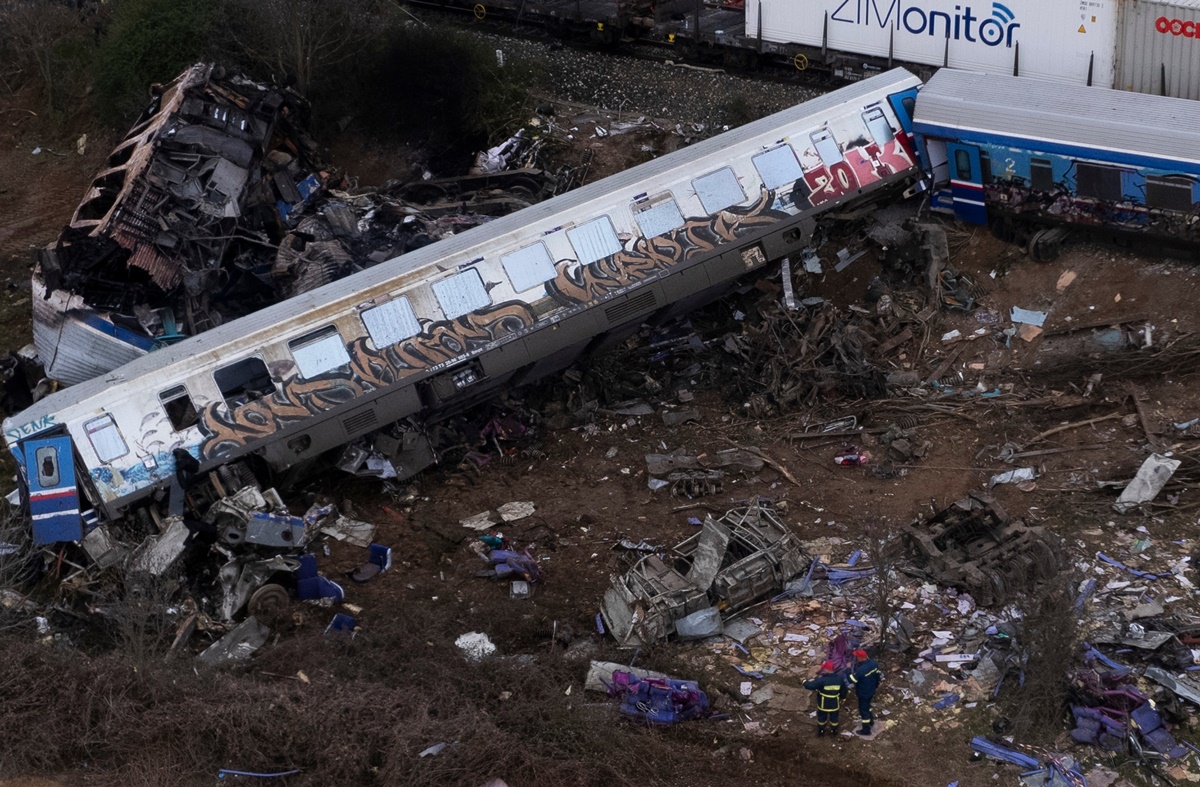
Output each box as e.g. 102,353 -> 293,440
747,0 -> 1118,88
1115,0 -> 1200,99
914,69 -> 1200,166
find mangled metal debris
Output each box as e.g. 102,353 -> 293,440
32,63 -> 557,385
904,493 -> 1059,607
600,501 -> 807,647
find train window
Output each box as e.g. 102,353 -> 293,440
752,145 -> 803,190
214,357 -> 274,409
34,446 -> 60,487
1146,176 -> 1194,212
83,415 -> 129,463
693,168 -> 745,214
501,242 -> 556,292
811,129 -> 844,167
432,269 -> 490,319
861,107 -> 895,146
288,325 -> 351,379
159,385 -> 199,431
1076,163 -> 1123,202
1030,159 -> 1054,192
567,216 -> 622,265
953,149 -> 971,180
634,197 -> 685,239
362,297 -> 420,347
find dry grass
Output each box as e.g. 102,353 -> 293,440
0,604 -> 709,786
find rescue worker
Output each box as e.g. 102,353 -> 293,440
848,649 -> 882,736
804,661 -> 846,737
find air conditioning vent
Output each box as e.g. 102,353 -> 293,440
604,290 -> 658,325
342,407 -> 378,436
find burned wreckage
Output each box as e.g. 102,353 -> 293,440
32,63 -> 553,387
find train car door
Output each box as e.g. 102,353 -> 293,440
23,435 -> 82,545
886,88 -> 923,167
947,143 -> 987,224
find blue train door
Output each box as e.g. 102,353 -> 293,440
886,88 -> 925,169
947,143 -> 987,224
23,436 -> 82,545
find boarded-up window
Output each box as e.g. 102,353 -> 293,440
566,217 -> 622,265
753,145 -> 803,190
693,168 -> 746,215
159,385 -> 198,431
362,297 -> 421,347
83,415 -> 128,463
1030,159 -> 1054,192
215,357 -> 274,408
501,243 -> 557,292
432,270 -> 490,319
288,325 -> 350,379
1076,163 -> 1123,202
634,198 -> 685,239
1146,176 -> 1194,212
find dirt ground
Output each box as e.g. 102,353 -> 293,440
4,96 -> 1200,787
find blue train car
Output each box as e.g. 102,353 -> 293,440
913,69 -> 1200,260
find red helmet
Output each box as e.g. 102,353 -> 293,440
853,650 -> 869,660
821,661 -> 836,672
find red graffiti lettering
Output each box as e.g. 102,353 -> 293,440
1156,15 -> 1198,38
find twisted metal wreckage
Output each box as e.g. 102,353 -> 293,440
31,63 -> 555,386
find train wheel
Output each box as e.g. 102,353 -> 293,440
1027,228 -> 1061,262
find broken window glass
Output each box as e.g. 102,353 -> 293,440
501,242 -> 557,292
566,216 -> 622,265
287,325 -> 350,379
432,270 -> 490,320
753,145 -> 803,191
159,385 -> 199,431
1146,175 -> 1194,212
693,168 -> 746,215
34,446 -> 60,487
361,297 -> 421,348
634,197 -> 685,239
214,357 -> 274,408
83,415 -> 129,463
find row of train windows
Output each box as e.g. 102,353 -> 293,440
965,151 -> 1195,212
137,110 -> 896,436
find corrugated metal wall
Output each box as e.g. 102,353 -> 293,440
1116,0 -> 1200,99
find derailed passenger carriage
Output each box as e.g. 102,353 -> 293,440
914,69 -> 1200,261
3,70 -> 923,545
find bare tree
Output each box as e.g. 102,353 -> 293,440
0,0 -> 88,112
226,0 -> 378,93
863,519 -> 904,653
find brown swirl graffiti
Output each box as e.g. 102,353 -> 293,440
198,301 -> 537,458
545,186 -> 789,306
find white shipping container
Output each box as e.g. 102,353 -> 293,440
1115,0 -> 1200,99
746,0 -> 1118,88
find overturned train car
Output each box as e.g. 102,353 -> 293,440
915,69 -> 1200,260
4,70 -> 924,545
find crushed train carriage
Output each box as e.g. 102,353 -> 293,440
4,69 -> 926,548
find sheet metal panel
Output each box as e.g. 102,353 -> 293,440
746,0 -> 1118,87
913,68 -> 1200,167
1115,0 -> 1200,99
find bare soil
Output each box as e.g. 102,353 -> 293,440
4,92 -> 1200,787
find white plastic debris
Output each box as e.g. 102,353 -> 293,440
989,467 -> 1037,488
1114,454 -> 1181,513
1009,306 -> 1048,327
461,511 -> 498,531
497,501 -> 535,522
455,631 -> 497,660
